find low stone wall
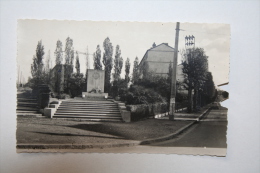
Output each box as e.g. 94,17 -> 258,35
126,103 -> 168,121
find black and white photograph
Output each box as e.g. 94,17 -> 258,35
16,20 -> 230,156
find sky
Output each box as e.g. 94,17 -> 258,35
17,20 -> 230,86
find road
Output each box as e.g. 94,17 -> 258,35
149,106 -> 228,148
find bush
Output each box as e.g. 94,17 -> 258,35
67,73 -> 85,98
57,93 -> 70,99
222,91 -> 229,98
134,75 -> 171,101
120,85 -> 166,105
127,102 -> 168,121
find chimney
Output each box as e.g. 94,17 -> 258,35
152,42 -> 156,48
164,43 -> 168,46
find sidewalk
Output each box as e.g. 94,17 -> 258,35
157,104 -> 212,121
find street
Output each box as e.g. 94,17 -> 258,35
149,107 -> 228,148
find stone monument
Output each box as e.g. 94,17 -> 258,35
82,69 -> 108,99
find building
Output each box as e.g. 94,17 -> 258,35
138,43 -> 184,83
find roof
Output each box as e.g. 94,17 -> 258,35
139,43 -> 175,66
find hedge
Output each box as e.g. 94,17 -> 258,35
126,102 -> 168,121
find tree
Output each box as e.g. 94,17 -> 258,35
43,50 -> 51,84
113,45 -> 123,82
68,73 -> 85,98
202,72 -> 215,105
125,57 -> 131,84
102,37 -> 113,92
63,37 -> 74,93
181,47 -> 208,112
65,37 -> 74,65
55,40 -> 63,65
167,61 -> 172,81
30,40 -> 45,88
75,52 -> 80,75
132,57 -> 140,84
93,45 -> 102,70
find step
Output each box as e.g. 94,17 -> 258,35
53,114 -> 121,119
58,106 -> 119,109
54,112 -> 121,116
59,104 -> 118,107
17,107 -> 38,111
60,102 -> 116,105
17,98 -> 37,101
17,101 -> 37,104
56,113 -> 121,116
17,98 -> 37,100
17,105 -> 38,108
16,111 -> 40,114
52,116 -> 122,122
57,109 -> 120,112
56,110 -> 120,113
62,100 -> 114,103
17,103 -> 38,107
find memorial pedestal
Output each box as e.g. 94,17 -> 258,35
82,92 -> 108,99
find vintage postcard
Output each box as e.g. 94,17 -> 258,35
16,20 -> 229,156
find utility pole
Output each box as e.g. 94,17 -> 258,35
169,22 -> 180,120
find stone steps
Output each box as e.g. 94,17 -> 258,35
17,107 -> 39,111
53,100 -> 122,122
54,113 -> 121,117
16,94 -> 39,115
56,110 -> 120,113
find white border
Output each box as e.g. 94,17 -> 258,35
0,1 -> 259,173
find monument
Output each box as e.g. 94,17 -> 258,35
82,69 -> 108,99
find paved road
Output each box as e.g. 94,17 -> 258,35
149,107 -> 228,148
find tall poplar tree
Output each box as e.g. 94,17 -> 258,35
55,40 -> 63,65
75,52 -> 80,75
31,40 -> 45,87
125,57 -> 131,84
132,57 -> 140,84
113,45 -> 123,82
93,45 -> 102,70
65,37 -> 74,65
102,37 -> 113,92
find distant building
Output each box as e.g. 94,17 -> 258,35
138,43 -> 184,83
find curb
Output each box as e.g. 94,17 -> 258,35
140,107 -> 212,145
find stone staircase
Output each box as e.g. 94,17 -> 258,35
16,91 -> 40,115
52,100 -> 123,122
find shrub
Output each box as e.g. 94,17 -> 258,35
120,85 -> 166,105
127,102 -> 168,121
222,91 -> 229,98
